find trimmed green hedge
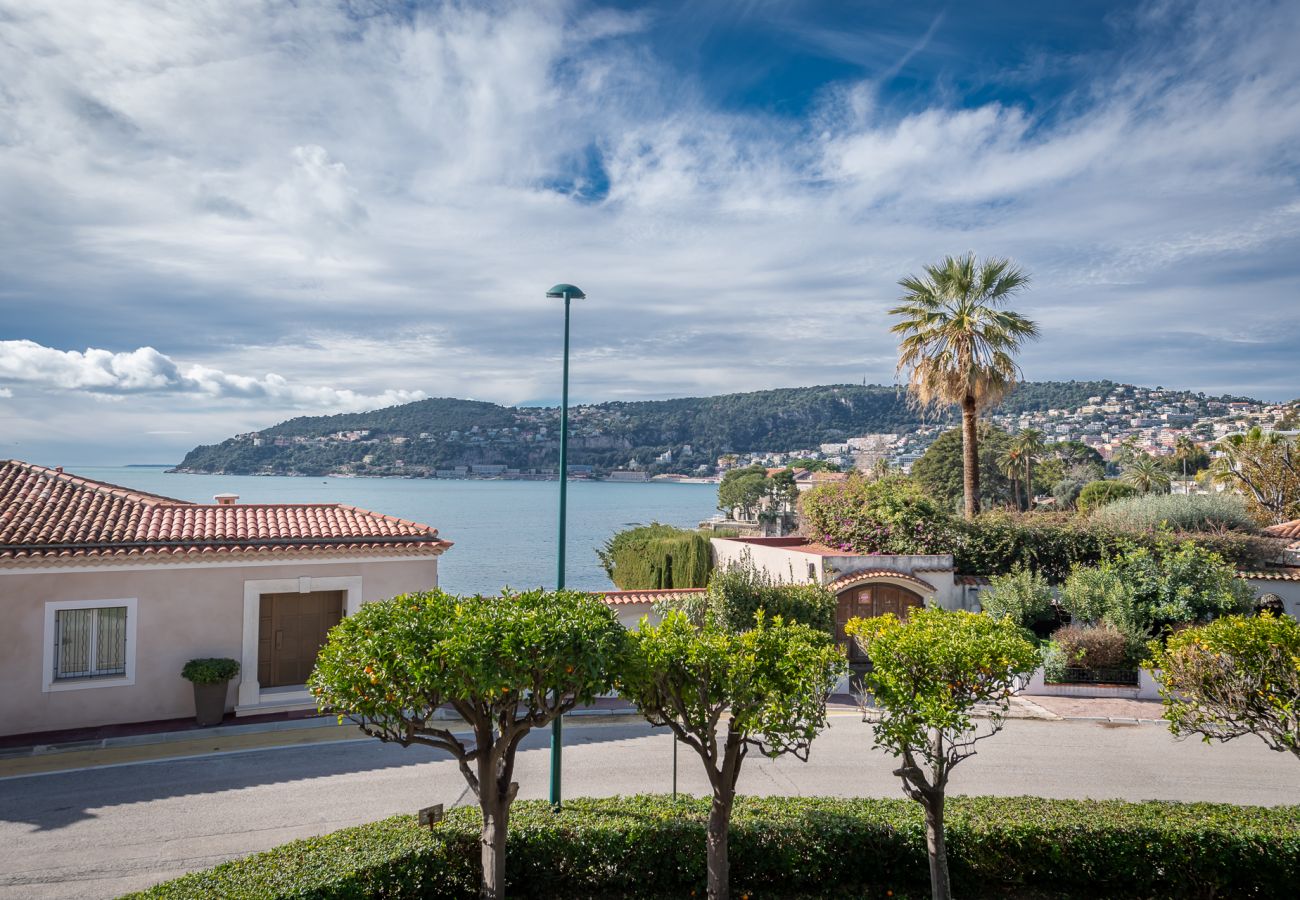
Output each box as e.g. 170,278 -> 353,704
124,795 -> 1300,899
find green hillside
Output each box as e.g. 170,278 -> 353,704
173,380 -> 1132,476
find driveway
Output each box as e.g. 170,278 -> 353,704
3,716 -> 1297,900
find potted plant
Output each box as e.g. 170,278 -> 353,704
182,658 -> 240,726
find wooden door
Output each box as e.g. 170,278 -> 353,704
835,583 -> 925,662
257,591 -> 344,688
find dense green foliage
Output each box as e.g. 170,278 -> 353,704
598,524 -> 712,590
1076,480 -> 1139,514
618,611 -> 844,899
800,474 -> 953,554
1057,542 -> 1254,659
847,609 -> 1064,900
308,588 -> 627,899
979,568 -> 1054,631
125,795 -> 1300,900
679,560 -> 837,635
1090,492 -> 1256,532
180,657 -> 240,684
910,425 -> 1014,510
1149,614 -> 1300,759
175,381 -> 1126,476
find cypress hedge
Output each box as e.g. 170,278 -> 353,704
124,795 -> 1300,899
599,524 -> 713,590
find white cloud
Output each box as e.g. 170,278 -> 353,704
0,341 -> 424,411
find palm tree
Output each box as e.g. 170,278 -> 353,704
1121,455 -> 1171,493
891,254 -> 1039,518
1012,428 -> 1046,506
998,447 -> 1024,510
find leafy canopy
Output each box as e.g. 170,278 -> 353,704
1148,614 -> 1300,760
800,472 -> 953,555
619,610 -> 845,762
1211,428 -> 1300,524
309,588 -> 626,752
599,523 -> 712,590
890,253 -> 1039,414
910,425 -> 1015,510
848,609 -> 1040,766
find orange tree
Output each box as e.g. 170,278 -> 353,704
308,589 -> 626,900
617,610 -> 845,900
847,608 -> 1039,900
1147,613 -> 1300,761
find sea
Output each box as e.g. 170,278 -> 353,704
75,467 -> 720,595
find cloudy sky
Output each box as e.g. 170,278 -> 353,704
1,0 -> 1298,465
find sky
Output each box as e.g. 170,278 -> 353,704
1,0 -> 1298,465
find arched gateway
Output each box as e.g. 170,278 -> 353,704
827,570 -> 935,662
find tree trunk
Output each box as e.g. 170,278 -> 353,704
479,794 -> 510,900
962,395 -> 980,519
923,793 -> 952,900
707,789 -> 734,900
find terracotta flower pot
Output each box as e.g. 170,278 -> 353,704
193,680 -> 230,727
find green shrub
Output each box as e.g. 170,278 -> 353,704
1090,492 -> 1255,532
979,567 -> 1054,630
126,795 -> 1300,900
659,559 -> 836,635
1076,480 -> 1139,514
181,658 -> 240,684
598,523 -> 712,590
1051,623 -> 1138,671
800,473 -> 954,555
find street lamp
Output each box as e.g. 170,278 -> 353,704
545,282 -> 584,811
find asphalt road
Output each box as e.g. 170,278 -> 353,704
3,715 -> 1297,900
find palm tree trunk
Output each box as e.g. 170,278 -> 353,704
961,395 -> 980,519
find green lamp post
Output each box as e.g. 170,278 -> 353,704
545,282 -> 584,811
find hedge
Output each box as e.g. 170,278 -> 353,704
123,795 -> 1300,899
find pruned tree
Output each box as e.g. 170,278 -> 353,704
308,588 -> 627,900
618,610 -> 845,900
1147,613 -> 1300,761
847,608 -> 1040,900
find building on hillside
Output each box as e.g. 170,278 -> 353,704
0,460 -> 450,738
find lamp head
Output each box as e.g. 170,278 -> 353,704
545,283 -> 586,300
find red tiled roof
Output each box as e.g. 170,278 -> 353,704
600,588 -> 707,605
956,574 -> 992,586
0,460 -> 450,563
825,569 -> 937,594
1238,568 -> 1300,582
1263,520 -> 1300,543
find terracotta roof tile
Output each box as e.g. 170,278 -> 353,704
1238,567 -> 1300,582
1263,520 -> 1300,544
825,569 -> 938,593
0,460 -> 450,563
600,588 -> 707,605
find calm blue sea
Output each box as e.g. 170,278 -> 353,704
74,467 -> 719,594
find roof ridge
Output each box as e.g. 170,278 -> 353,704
2,460 -> 191,506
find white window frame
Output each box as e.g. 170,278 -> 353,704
42,598 -> 138,693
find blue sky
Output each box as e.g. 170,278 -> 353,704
0,0 -> 1297,464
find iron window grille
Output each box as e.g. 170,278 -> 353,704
54,606 -> 128,680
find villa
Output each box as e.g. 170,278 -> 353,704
0,460 -> 450,738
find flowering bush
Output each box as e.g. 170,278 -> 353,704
799,474 -> 954,555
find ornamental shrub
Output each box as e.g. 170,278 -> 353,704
1052,623 -> 1137,671
696,559 -> 837,635
800,473 -> 954,555
979,567 -> 1054,631
127,795 -> 1300,900
1076,480 -> 1139,514
181,658 -> 240,684
599,523 -> 712,590
1091,493 -> 1255,533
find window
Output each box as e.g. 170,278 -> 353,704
54,606 -> 128,680
42,598 -> 137,692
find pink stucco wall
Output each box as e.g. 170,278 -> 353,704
0,556 -> 439,737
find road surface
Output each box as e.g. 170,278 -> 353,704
2,715 -> 1296,899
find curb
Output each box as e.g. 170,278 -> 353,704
0,707 -> 645,760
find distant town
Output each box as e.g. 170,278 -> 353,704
173,381 -> 1299,482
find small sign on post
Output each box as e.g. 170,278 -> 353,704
418,804 -> 445,829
